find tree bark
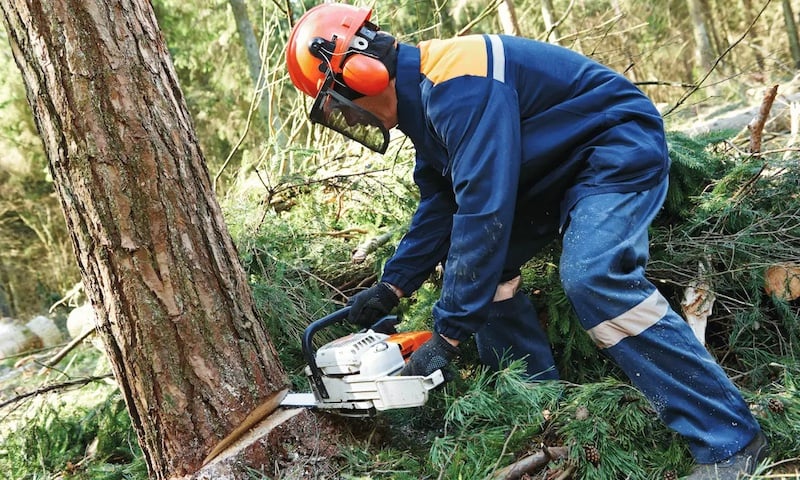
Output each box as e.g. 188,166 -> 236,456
0,1 -> 332,478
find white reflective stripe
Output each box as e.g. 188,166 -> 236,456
487,35 -> 505,82
587,290 -> 669,349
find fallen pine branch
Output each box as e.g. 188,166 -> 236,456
352,231 -> 394,264
0,373 -> 114,410
491,445 -> 569,479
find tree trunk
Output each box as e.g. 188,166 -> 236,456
541,0 -> 560,44
700,0 -> 723,67
686,0 -> 716,71
227,0 -> 272,135
498,0 -> 520,36
782,0 -> 800,68
739,0 -> 765,69
0,1 -> 340,478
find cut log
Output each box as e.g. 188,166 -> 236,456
66,302 -> 96,339
764,263 -> 800,301
0,316 -> 62,358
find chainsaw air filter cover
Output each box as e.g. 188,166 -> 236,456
314,331 -> 405,377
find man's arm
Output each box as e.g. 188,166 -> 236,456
425,75 -> 523,342
380,162 -> 456,296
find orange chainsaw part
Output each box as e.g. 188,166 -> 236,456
386,331 -> 433,359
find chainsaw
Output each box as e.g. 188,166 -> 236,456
279,306 -> 445,417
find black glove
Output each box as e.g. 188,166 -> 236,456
347,282 -> 399,329
400,333 -> 460,378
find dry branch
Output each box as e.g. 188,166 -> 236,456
491,446 -> 569,479
37,326 -> 96,375
457,0 -> 504,36
748,84 -> 779,154
351,231 -> 394,263
731,84 -> 781,201
316,227 -> 368,238
0,374 -> 114,410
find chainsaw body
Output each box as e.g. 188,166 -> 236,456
281,307 -> 444,417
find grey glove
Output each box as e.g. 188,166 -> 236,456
347,282 -> 399,329
400,333 -> 460,378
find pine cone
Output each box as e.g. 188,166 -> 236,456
663,470 -> 678,480
584,444 -> 600,466
767,398 -> 785,414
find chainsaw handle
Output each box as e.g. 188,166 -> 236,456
302,307 -> 352,399
303,307 -> 401,399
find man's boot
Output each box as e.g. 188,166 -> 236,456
684,432 -> 768,479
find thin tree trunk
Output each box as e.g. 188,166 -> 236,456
687,0 -> 716,71
740,0 -> 765,69
0,266 -> 12,317
0,1 -> 339,478
783,0 -> 800,68
541,0 -> 560,44
700,0 -> 723,67
228,0 -> 271,133
498,0 -> 520,36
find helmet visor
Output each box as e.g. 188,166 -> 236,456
310,77 -> 389,153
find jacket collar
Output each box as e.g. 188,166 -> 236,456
395,43 -> 426,144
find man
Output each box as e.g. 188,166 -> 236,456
285,3 -> 767,478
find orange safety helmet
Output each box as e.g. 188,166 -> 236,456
286,3 -> 391,98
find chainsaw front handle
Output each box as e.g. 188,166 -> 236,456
302,306 -> 399,399
302,307 -> 351,399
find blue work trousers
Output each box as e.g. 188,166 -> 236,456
481,180 -> 762,463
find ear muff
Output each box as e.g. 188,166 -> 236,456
341,54 -> 390,96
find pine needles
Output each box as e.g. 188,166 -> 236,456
553,379 -> 689,479
431,362 -> 564,479
0,386 -> 145,479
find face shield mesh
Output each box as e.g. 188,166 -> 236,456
310,76 -> 390,154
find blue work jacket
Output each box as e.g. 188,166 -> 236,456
380,35 -> 669,341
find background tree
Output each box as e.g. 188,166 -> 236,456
541,0 -> 561,43
498,0 -> 521,35
782,0 -> 800,67
687,0 -> 718,72
228,0 -> 272,134
0,1 -> 341,478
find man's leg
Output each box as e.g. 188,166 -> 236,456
559,182 -> 762,464
475,280 -> 559,379
475,224 -> 560,380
